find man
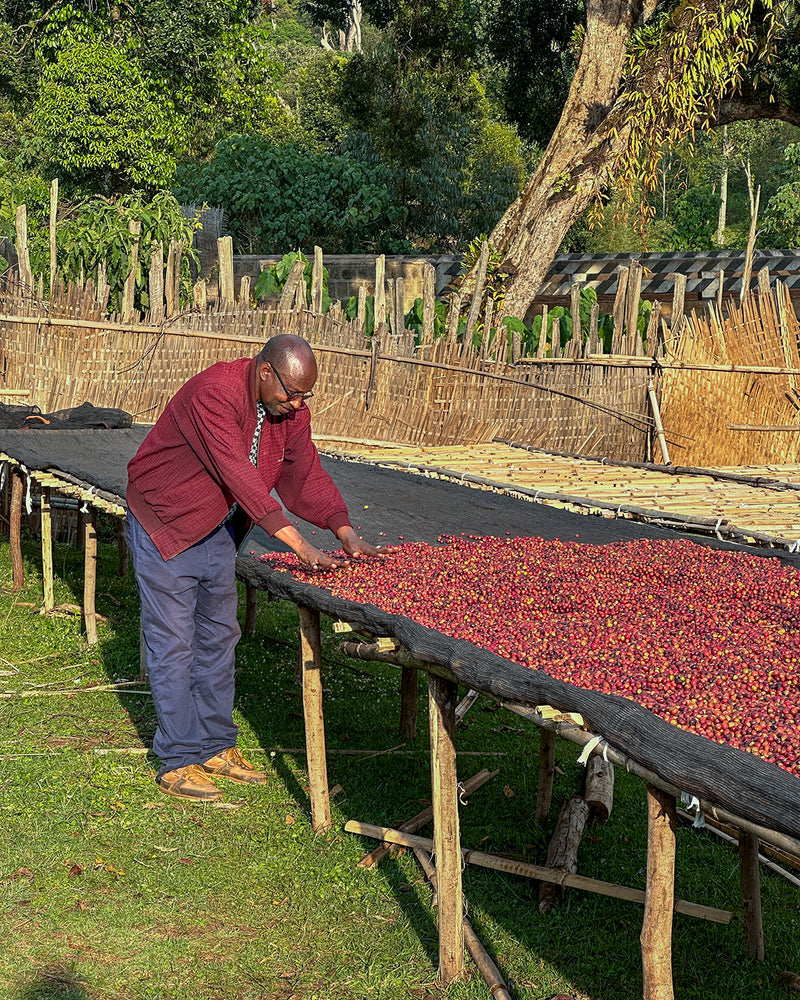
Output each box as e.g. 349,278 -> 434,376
126,334 -> 382,802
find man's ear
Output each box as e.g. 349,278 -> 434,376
259,362 -> 272,381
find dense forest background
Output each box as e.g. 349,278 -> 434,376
1,0 -> 799,275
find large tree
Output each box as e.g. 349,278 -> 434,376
477,0 -> 800,317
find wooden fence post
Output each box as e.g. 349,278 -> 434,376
149,242 -> 165,323
15,204 -> 32,292
218,236 -> 234,306
121,220 -> 141,321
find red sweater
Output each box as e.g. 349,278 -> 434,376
127,355 -> 351,560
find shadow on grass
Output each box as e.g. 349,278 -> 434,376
15,963 -> 92,999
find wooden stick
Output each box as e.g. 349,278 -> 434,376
299,605 -> 332,833
15,204 -> 32,291
49,178 -> 58,297
83,508 -> 98,645
357,767 -> 498,869
740,185 -> 761,304
414,846 -> 513,1000
312,246 -> 324,314
640,785 -> 677,1000
534,728 -> 556,825
398,665 -> 418,739
10,468 -> 24,590
344,822 -> 732,924
428,674 -> 465,983
40,487 -> 54,613
740,832 -> 765,960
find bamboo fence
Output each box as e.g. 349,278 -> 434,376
2,199 -> 800,466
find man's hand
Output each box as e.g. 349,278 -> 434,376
337,525 -> 393,559
274,524 -> 349,570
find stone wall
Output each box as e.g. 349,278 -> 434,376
234,253 -> 462,311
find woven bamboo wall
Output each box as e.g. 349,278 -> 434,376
0,275 -> 653,460
660,283 -> 800,466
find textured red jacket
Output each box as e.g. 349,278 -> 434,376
127,355 -> 351,560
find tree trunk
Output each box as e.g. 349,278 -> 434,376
715,125 -> 730,246
484,0 -> 656,316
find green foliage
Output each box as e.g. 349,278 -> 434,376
762,143 -> 800,246
669,186 -> 720,251
52,192 -> 201,313
253,248 -> 332,312
29,42 -> 180,195
173,135 -> 405,253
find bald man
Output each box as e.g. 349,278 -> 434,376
126,335 -> 381,801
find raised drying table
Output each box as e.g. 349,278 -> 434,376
236,462 -> 800,998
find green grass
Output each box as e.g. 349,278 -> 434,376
1,531 -> 799,1000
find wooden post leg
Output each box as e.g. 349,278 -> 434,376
534,728 -> 556,825
10,468 -> 24,591
83,508 -> 98,645
428,674 -> 464,984
244,585 -> 258,634
299,605 -> 331,833
40,486 -> 55,612
116,517 -> 128,577
740,831 -> 765,960
398,666 -> 418,739
641,784 -> 677,1000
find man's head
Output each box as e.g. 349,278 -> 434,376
257,335 -> 318,417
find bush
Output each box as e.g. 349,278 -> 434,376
173,135 -> 405,253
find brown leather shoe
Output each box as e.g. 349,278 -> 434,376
159,764 -> 223,801
201,747 -> 267,785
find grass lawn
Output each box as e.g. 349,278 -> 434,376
1,529 -> 799,1000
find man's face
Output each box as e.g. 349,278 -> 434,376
258,356 -> 317,417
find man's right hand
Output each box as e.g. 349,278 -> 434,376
274,524 -> 349,570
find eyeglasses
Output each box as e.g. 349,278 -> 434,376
272,365 -> 314,402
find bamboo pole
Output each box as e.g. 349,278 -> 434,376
10,468 -> 24,590
625,260 -> 643,354
83,508 -> 99,645
49,179 -> 58,297
648,379 -> 671,464
534,728 -> 556,825
116,518 -> 128,577
139,625 -> 149,683
398,665 -> 418,739
640,785 -> 677,1000
374,255 -> 386,336
414,846 -> 513,1000
345,822 -> 732,923
299,605 -> 332,833
40,487 -> 54,613
670,273 -> 686,339
612,267 -> 629,352
740,832 -> 765,960
428,674 -> 465,984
